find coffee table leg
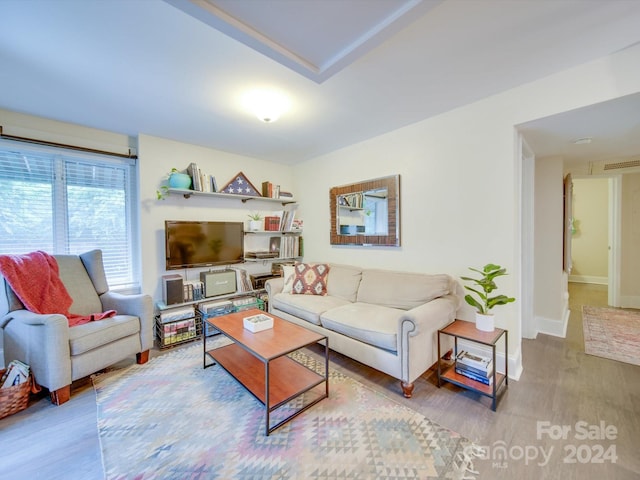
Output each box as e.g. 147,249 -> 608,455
265,360 -> 270,436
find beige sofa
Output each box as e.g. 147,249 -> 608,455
265,263 -> 461,397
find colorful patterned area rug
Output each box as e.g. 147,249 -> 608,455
583,305 -> 640,366
93,341 -> 479,479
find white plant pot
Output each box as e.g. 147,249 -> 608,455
248,220 -> 261,231
475,312 -> 495,332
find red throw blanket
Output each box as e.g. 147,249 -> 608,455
0,251 -> 115,326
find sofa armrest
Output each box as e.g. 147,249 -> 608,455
100,291 -> 154,351
399,294 -> 458,383
265,277 -> 284,295
265,278 -> 283,313
1,309 -> 72,391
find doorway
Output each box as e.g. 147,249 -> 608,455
569,177 -> 610,305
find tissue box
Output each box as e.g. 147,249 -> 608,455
243,313 -> 274,333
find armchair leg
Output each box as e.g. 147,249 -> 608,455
136,350 -> 150,364
51,385 -> 71,405
401,381 -> 414,398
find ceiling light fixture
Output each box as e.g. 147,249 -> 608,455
240,88 -> 291,123
573,137 -> 592,145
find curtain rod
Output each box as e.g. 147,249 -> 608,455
0,126 -> 138,159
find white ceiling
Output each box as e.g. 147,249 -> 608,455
518,91 -> 640,167
1,0 -> 640,164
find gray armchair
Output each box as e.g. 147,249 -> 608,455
0,250 -> 153,405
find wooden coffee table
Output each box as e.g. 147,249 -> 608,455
203,308 -> 329,435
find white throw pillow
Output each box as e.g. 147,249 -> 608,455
282,265 -> 295,294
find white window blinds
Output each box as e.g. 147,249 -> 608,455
0,140 -> 140,290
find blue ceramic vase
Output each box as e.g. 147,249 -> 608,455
168,172 -> 192,189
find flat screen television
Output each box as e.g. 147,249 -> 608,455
165,220 -> 244,270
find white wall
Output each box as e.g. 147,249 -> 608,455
570,178 -> 609,284
293,42 -> 640,379
621,173 -> 640,307
534,157 -> 567,337
137,134 -> 297,301
0,109 -> 134,154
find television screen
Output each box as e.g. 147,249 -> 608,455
165,220 -> 244,270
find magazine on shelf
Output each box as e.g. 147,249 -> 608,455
455,367 -> 493,385
456,350 -> 492,371
1,359 -> 30,388
455,360 -> 493,378
159,306 -> 194,324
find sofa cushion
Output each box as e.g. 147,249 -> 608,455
69,314 -> 140,356
326,264 -> 362,302
292,263 -> 329,295
80,249 -> 109,295
271,293 -> 350,326
356,269 -> 452,310
320,303 -> 401,352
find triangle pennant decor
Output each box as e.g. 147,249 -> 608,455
220,171 -> 262,196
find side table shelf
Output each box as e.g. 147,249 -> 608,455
437,319 -> 508,411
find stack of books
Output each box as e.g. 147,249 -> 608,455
455,350 -> 493,385
187,162 -> 217,192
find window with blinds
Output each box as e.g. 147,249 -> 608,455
0,140 -> 140,291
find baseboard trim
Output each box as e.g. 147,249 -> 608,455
568,275 -> 607,285
620,296 -> 640,309
535,313 -> 568,338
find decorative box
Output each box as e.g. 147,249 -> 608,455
243,313 -> 274,333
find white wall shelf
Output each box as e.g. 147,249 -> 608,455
244,230 -> 303,235
244,256 -> 301,263
168,188 -> 295,205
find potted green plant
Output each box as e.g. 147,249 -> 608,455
156,168 -> 192,200
461,263 -> 516,332
247,212 -> 263,231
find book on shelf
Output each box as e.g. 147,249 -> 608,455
269,236 -> 281,254
264,216 -> 280,231
455,360 -> 493,378
456,350 -> 492,371
188,162 -> 200,191
279,203 -> 298,231
245,250 -> 279,259
455,367 -> 493,385
262,181 -> 272,198
277,235 -> 301,258
184,280 -> 205,301
230,267 -> 252,292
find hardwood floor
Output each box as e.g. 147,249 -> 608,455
1,283 -> 638,479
